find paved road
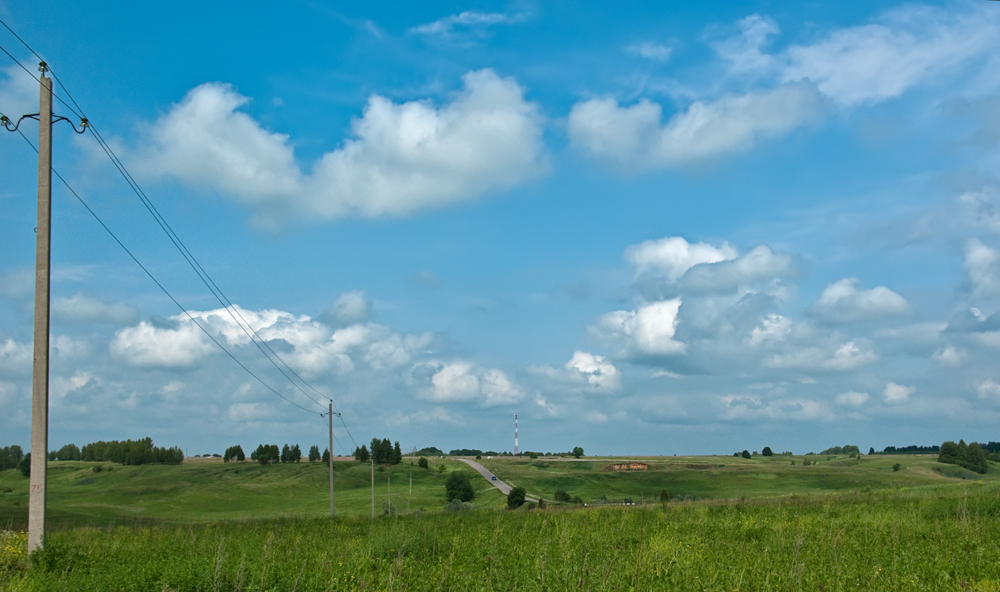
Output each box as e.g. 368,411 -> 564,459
459,459 -> 539,502
459,459 -> 512,494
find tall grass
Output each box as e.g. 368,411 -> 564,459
3,483 -> 1000,591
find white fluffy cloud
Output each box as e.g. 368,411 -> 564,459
410,11 -> 523,35
568,83 -> 822,170
977,379 -> 1000,401
137,70 -> 546,225
934,345 -> 965,367
110,319 -> 215,368
835,391 -> 869,407
625,236 -> 737,281
595,299 -> 686,356
53,293 -> 140,325
746,314 -> 792,346
0,339 -> 31,378
783,4 -> 1000,107
322,290 -> 372,327
681,245 -> 791,293
714,14 -> 780,74
811,278 -> 908,322
423,362 -> 523,406
766,339 -> 878,372
965,239 -> 1000,299
882,382 -> 915,405
530,351 -> 621,392
628,41 -> 672,62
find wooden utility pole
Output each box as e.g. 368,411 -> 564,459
371,456 -> 374,518
328,401 -> 334,517
27,69 -> 53,555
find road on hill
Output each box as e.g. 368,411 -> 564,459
459,459 -> 539,502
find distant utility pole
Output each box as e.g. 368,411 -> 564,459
371,457 -> 375,518
327,402 -> 335,517
1,62 -> 86,554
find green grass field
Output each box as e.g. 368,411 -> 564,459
2,454 -> 1000,590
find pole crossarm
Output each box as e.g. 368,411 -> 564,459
2,113 -> 88,134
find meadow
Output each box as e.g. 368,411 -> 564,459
1,454 -> 999,590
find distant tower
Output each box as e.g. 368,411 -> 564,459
514,413 -> 519,456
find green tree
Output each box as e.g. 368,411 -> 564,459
289,444 -> 302,463
741,450 -> 752,459
224,445 -> 245,463
554,490 -> 571,502
322,448 -> 330,464
0,445 -> 25,471
868,447 -> 875,455
418,456 -> 429,469
19,453 -> 30,477
393,441 -> 403,464
572,446 -> 584,459
967,442 -> 988,474
252,444 -> 279,466
507,486 -> 527,509
308,445 -> 320,462
762,446 -> 774,457
354,445 -> 370,463
445,471 -> 475,502
529,452 -> 539,460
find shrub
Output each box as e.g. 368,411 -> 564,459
893,463 -> 902,472
445,471 -> 475,502
741,450 -> 751,460
554,490 -> 571,503
762,447 -> 773,457
507,486 -> 527,509
529,452 -> 539,460
572,447 -> 584,459
418,456 -> 429,469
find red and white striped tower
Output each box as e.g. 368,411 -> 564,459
514,413 -> 519,456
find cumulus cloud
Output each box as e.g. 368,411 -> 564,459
110,319 -> 215,369
410,11 -> 523,35
681,245 -> 792,293
595,299 -> 686,357
882,382 -> 915,405
835,391 -> 869,407
321,290 -> 372,327
626,236 -> 737,281
746,314 -> 792,346
568,82 -> 822,171
934,344 -> 965,367
782,4 -> 1000,107
0,61 -> 39,124
0,338 -> 31,377
766,339 -> 878,372
627,41 -> 672,62
52,371 -> 94,400
0,268 -> 33,301
422,361 -> 523,406
977,379 -> 1000,401
965,239 -> 1000,299
530,351 -> 621,392
811,278 -> 908,322
52,293 -> 140,325
136,70 -> 546,226
713,14 -> 779,74
722,395 -> 832,422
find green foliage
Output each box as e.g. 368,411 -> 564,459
448,448 -> 483,457
869,447 -> 876,455
306,445 -> 319,462
554,490 -> 571,502
741,450 -> 751,460
529,452 -> 538,460
280,444 -> 302,463
444,471 -> 475,502
820,444 -> 860,455
418,456 -> 429,469
18,453 -> 30,477
761,446 -> 773,457
223,445 -> 245,463
322,447 -> 330,464
368,438 -> 402,464
48,443 -> 81,461
415,446 -> 444,456
507,486 -> 526,508
893,463 -> 902,472
572,446 -> 584,459
354,445 -> 370,463
251,444 -> 280,466
0,445 -> 24,471
939,440 -> 989,474
80,438 -> 183,465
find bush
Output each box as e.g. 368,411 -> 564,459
893,463 -> 902,472
507,486 -> 527,509
19,453 -> 30,477
572,447 -> 584,459
445,471 -> 475,502
444,498 -> 474,512
554,490 -> 571,502
529,452 -> 539,460
762,446 -> 773,457
741,450 -> 751,460
418,456 -> 429,469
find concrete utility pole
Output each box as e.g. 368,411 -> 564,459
27,67 -> 53,556
328,401 -> 334,517
371,456 -> 375,518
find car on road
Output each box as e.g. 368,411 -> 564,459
492,476 -> 497,480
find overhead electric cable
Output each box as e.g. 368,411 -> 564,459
0,22 -> 359,442
3,117 -> 321,417
0,26 -> 359,444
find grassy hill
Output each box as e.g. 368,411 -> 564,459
0,453 -> 992,528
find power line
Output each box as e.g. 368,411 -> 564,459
0,24 -> 360,446
2,114 -> 322,417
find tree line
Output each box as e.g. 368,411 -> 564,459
0,445 -> 24,471
938,440 -> 993,474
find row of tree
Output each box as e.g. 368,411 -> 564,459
0,445 -> 24,471
353,438 -> 403,464
939,440 -> 991,474
80,438 -> 183,465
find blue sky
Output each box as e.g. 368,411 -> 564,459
2,0 -> 1000,456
